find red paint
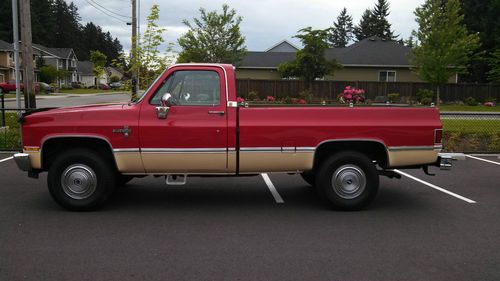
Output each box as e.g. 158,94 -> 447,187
21,64 -> 442,170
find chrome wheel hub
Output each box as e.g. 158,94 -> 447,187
332,164 -> 366,199
61,164 -> 97,200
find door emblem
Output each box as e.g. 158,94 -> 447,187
113,126 -> 131,138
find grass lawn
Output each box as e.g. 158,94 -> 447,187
442,119 -> 500,133
0,112 -> 21,150
439,104 -> 500,112
57,88 -> 126,94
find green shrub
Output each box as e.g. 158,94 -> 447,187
416,89 -> 434,105
109,75 -> 120,83
387,93 -> 400,103
247,91 -> 259,101
464,97 -> 477,106
298,89 -> 313,103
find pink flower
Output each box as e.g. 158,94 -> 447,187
297,99 -> 306,104
345,94 -> 353,100
484,102 -> 495,107
266,96 -> 275,102
237,97 -> 245,103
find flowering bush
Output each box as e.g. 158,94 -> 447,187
338,86 -> 365,104
294,98 -> 307,104
237,97 -> 245,103
484,102 -> 496,107
266,96 -> 276,102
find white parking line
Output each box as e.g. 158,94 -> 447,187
466,155 -> 500,166
261,173 -> 284,204
394,169 -> 476,204
0,156 -> 13,163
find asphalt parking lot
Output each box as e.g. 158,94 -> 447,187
1,153 -> 499,281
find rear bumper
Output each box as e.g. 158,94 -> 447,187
436,155 -> 452,170
13,153 -> 31,171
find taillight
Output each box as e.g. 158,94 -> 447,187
434,129 -> 443,144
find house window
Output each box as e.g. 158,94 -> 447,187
71,59 -> 76,68
379,71 -> 396,82
58,60 -> 63,68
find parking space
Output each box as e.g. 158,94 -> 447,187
1,154 -> 500,280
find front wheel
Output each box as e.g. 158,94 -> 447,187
316,151 -> 379,211
47,149 -> 116,211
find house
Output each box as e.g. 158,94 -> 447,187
33,44 -> 79,87
77,61 -> 125,87
0,40 -> 14,82
237,37 -> 458,83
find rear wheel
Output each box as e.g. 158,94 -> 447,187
316,151 -> 379,211
47,149 -> 116,211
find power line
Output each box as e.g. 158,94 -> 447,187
84,0 -> 129,23
87,0 -> 131,19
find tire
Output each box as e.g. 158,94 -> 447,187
315,151 -> 379,211
300,172 -> 315,186
47,149 -> 116,211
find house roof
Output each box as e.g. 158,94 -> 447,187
240,36 -> 413,69
33,44 -> 75,59
265,40 -> 299,52
0,40 -> 13,51
77,61 -> 94,76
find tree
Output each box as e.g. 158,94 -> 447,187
39,65 -> 59,83
461,0 -> 500,82
278,27 -> 342,88
90,50 -> 107,88
353,9 -> 377,41
371,0 -> 397,40
139,4 -> 170,88
487,49 -> 500,82
354,0 -> 397,41
411,0 -> 480,106
177,4 -> 246,64
329,8 -> 354,48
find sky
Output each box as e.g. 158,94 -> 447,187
71,0 -> 426,53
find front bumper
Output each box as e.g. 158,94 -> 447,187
13,153 -> 31,171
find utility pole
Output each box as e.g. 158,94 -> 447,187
11,0 -> 22,111
131,0 -> 137,98
19,0 -> 36,109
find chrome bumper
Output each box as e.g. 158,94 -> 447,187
13,153 -> 31,172
438,155 -> 453,170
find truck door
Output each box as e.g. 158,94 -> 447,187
138,67 -> 228,173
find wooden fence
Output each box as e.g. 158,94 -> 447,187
236,79 -> 500,102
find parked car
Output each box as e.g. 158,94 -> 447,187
109,82 -> 123,89
0,80 -> 24,94
36,82 -> 54,93
14,63 -> 451,211
98,83 -> 110,90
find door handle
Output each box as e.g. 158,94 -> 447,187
208,110 -> 225,115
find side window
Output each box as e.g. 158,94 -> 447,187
150,70 -> 221,106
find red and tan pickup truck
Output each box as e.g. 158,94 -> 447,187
14,64 -> 451,211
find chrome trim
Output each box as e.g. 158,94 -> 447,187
296,147 -> 316,152
240,147 -> 282,152
168,64 -> 230,103
141,148 -> 228,153
388,145 -> 442,151
13,153 -> 31,172
114,148 -> 141,153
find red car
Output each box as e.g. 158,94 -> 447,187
14,64 -> 450,211
0,80 -> 24,93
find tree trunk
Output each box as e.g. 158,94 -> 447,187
436,85 -> 440,108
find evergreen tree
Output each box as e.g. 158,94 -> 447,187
372,0 -> 397,40
353,9 -> 376,41
329,8 -> 354,48
0,0 -> 13,43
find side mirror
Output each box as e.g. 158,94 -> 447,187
156,93 -> 172,119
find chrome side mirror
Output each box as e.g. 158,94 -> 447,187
156,93 -> 172,119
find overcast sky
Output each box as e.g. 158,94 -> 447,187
71,0 -> 425,53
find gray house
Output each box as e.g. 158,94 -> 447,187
237,37 -> 458,83
33,44 -> 78,87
